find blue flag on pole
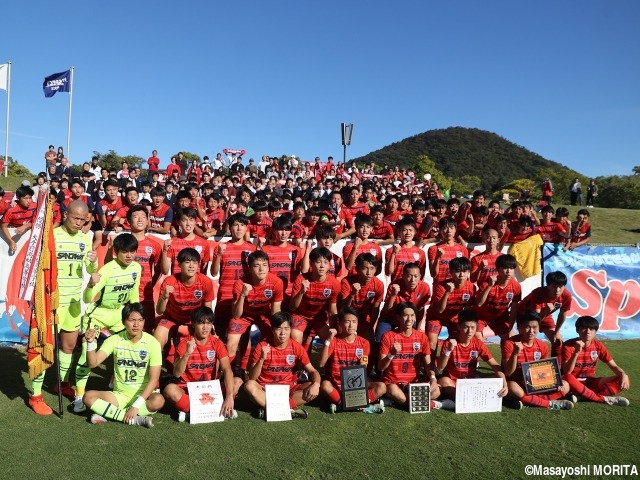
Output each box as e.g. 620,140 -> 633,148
43,70 -> 71,97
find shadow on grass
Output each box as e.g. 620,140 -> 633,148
0,346 -> 30,403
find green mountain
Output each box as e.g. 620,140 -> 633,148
352,126 -> 578,193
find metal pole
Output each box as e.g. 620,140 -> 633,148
66,67 -> 74,163
4,62 -> 10,177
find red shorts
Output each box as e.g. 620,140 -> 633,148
540,315 -> 556,331
487,316 -> 512,337
291,313 -> 328,334
579,376 -> 626,396
228,315 -> 271,337
426,319 -> 442,334
156,315 -> 190,332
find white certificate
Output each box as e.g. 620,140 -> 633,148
187,380 -> 225,424
265,384 -> 292,422
455,378 -> 503,414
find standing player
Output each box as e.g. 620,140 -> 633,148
211,213 -> 256,340
378,302 -> 441,409
92,179 -> 123,250
262,216 -> 303,298
162,207 -> 212,275
428,217 -> 469,285
155,248 -> 215,357
244,312 -> 321,419
385,217 -> 426,283
289,247 -> 340,345
469,228 -> 502,286
28,201 -> 98,415
561,315 -> 630,406
319,307 -> 386,413
82,303 -> 164,427
342,214 -> 383,276
501,310 -> 573,410
437,310 -> 507,409
227,251 -> 284,369
162,307 -> 239,421
73,233 -> 142,412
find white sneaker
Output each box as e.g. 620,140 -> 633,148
90,414 -> 107,424
224,409 -> 238,420
604,396 -> 630,407
134,415 -> 154,428
72,396 -> 86,413
178,411 -> 188,423
549,400 -> 574,410
431,400 -> 443,410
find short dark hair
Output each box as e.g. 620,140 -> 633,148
546,271 -> 567,287
270,311 -> 292,329
575,315 -> 599,331
113,233 -> 138,253
191,306 -> 214,325
310,246 -> 332,262
122,302 -> 145,323
177,247 -> 201,264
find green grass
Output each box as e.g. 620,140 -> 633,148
1,341 -> 638,480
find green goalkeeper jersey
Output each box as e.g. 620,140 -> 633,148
83,260 -> 141,308
54,227 -> 98,307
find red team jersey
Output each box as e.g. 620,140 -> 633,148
248,215 -> 273,238
251,340 -> 311,388
167,236 -> 213,275
473,279 -> 522,322
96,198 -> 123,228
262,243 -> 303,296
205,208 -> 225,231
1,202 -> 37,227
159,273 -> 215,325
322,208 -> 353,235
339,276 -> 384,333
381,281 -> 431,324
426,281 -> 476,325
570,222 -> 591,244
342,241 -> 383,276
501,336 -> 549,384
383,211 -> 403,227
470,250 -> 502,287
290,273 -> 340,328
149,203 -> 173,229
385,245 -> 427,283
291,220 -> 306,240
519,287 -> 572,329
135,236 -> 162,301
370,222 -> 394,240
535,222 -> 566,243
215,241 -> 257,303
114,205 -> 132,230
561,338 -> 612,379
379,329 -> 430,384
324,336 -> 370,388
344,202 -> 370,217
442,337 -> 494,381
232,272 -> 284,319
427,242 -> 469,284
175,335 -> 229,386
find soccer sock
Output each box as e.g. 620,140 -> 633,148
175,393 -> 191,413
564,374 -> 604,403
367,389 -> 377,404
327,388 -> 341,404
289,398 -> 297,409
31,372 -> 46,396
75,343 -> 90,396
58,351 -> 73,383
521,394 -> 550,408
90,398 -> 127,423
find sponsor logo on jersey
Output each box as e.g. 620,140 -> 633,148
534,351 -> 542,361
194,290 -> 203,299
462,294 -> 471,301
139,350 -> 148,360
264,289 -> 273,299
79,243 -> 86,252
207,350 -> 215,361
470,350 -> 478,359
355,348 -> 364,358
506,292 -> 514,300
590,350 -> 598,361
413,342 -> 421,351
145,246 -> 153,255
367,291 -> 375,299
131,272 -> 138,280
323,288 -> 332,297
286,354 -> 295,365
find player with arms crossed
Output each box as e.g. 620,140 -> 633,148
83,303 -> 164,427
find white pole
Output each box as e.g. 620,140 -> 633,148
3,61 -> 10,177
66,66 -> 74,164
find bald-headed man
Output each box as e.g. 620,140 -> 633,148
29,200 -> 99,415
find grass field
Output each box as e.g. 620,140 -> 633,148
1,341 -> 638,480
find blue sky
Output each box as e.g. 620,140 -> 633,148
1,1 -> 639,179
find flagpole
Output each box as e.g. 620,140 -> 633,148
66,66 -> 74,164
3,61 -> 10,178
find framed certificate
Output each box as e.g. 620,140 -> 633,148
408,383 -> 431,414
340,365 -> 369,410
521,357 -> 563,394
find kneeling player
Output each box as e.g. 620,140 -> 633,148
501,310 -> 573,410
437,310 -> 507,409
561,315 -> 630,406
82,303 -> 164,427
378,302 -> 441,409
318,307 -> 386,413
244,312 -> 321,419
163,307 -> 240,421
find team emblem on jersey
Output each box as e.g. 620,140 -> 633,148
323,288 -> 332,297
590,350 -> 598,361
195,245 -> 202,253
264,289 -> 273,299
553,302 -> 562,310
207,350 -> 216,361
506,292 -> 514,300
289,251 -> 295,261
286,354 -> 295,365
534,351 -> 542,361
355,348 -> 364,358
79,243 -> 86,252
194,290 -> 203,299
456,251 -> 463,257
139,350 -> 148,360
413,253 -> 420,261
367,291 -> 375,299
131,272 -> 137,280
370,248 -> 377,256
462,294 -> 471,301
145,246 -> 153,255
413,342 -> 421,351
470,350 -> 478,359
